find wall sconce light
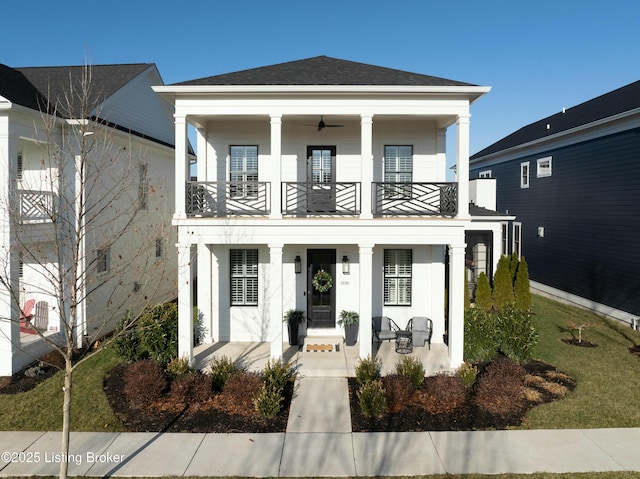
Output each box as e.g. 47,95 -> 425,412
342,255 -> 350,275
294,256 -> 301,274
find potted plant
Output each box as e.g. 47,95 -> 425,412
338,310 -> 359,346
284,309 -> 306,346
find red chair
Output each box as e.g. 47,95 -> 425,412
19,299 -> 36,333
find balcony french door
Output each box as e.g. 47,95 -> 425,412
307,146 -> 336,213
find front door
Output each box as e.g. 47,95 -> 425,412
307,146 -> 336,213
307,249 -> 336,328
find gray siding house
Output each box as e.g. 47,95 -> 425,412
469,80 -> 640,324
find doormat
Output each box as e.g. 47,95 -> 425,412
306,343 -> 340,352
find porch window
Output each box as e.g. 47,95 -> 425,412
513,223 -> 522,258
230,249 -> 258,306
384,249 -> 412,305
230,146 -> 258,198
384,145 -> 413,198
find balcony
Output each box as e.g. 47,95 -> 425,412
282,182 -> 360,216
186,181 -> 271,216
373,182 -> 457,216
18,190 -> 55,224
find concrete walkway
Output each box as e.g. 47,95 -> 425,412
1,375 -> 640,477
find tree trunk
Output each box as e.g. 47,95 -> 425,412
59,357 -> 73,479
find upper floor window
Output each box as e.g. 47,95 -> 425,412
537,156 -> 552,177
155,238 -> 163,259
384,145 -> 413,198
138,163 -> 149,209
384,249 -> 412,306
97,246 -> 110,274
479,170 -> 492,178
520,162 -> 530,189
230,249 -> 258,306
230,146 -> 258,198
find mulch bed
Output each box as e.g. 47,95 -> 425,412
349,360 -> 576,432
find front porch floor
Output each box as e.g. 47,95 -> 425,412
193,340 -> 452,378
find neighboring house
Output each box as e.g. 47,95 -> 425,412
0,63 -> 178,375
470,79 -> 640,325
155,56 -> 511,368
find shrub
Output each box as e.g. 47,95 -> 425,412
474,272 -> 493,312
394,356 -> 425,389
495,305 -> 538,363
381,374 -> 414,412
456,362 -> 479,389
124,359 -> 167,409
112,315 -> 144,362
416,374 -> 467,414
263,358 -> 296,393
169,372 -> 213,405
354,355 -> 382,385
209,355 -> 243,392
137,303 -> 179,364
357,379 -> 387,418
166,357 -> 195,379
464,308 -> 499,363
218,371 -> 264,415
474,356 -> 526,415
253,384 -> 284,418
492,255 -> 515,311
514,256 -> 532,311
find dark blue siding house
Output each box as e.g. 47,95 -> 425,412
469,80 -> 640,325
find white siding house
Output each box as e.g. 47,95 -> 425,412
155,56 -> 505,369
0,63 -> 177,375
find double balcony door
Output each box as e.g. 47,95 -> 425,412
307,146 -> 336,213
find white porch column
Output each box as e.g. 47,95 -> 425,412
358,244 -> 374,358
174,115 -> 189,219
269,244 -> 284,358
269,115 -> 282,219
448,243 -> 466,368
196,243 -> 213,343
177,241 -> 193,362
360,115 -> 373,219
456,114 -> 470,219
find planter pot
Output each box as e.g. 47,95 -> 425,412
287,322 -> 300,346
344,324 -> 358,346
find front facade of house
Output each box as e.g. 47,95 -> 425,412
0,63 -> 178,375
156,56 -> 504,368
470,79 -> 640,324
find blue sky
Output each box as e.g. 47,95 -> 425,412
2,0 -> 639,156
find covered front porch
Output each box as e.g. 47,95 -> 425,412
193,339 -> 452,377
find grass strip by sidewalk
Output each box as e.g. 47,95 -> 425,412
0,346 -> 125,431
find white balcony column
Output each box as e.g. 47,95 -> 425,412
177,241 -> 194,363
269,244 -> 284,358
196,127 -> 208,181
174,115 -> 189,218
270,115 -> 282,219
360,115 -> 374,219
436,128 -> 447,180
196,243 -> 214,344
456,114 -> 471,219
358,244 -> 374,358
448,243 -> 466,368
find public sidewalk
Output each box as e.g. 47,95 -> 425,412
1,377 -> 640,476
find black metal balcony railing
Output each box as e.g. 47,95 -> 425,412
373,182 -> 458,216
186,181 -> 270,216
283,182 -> 361,215
18,190 -> 55,223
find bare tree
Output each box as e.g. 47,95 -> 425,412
0,62 -> 175,479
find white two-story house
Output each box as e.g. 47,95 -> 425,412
156,56 -> 504,369
0,63 -> 178,375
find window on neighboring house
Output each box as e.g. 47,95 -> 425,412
155,238 -> 163,259
384,249 -> 412,305
501,222 -> 510,256
18,251 -> 24,279
17,153 -> 23,181
513,223 -> 522,258
230,249 -> 258,306
520,162 -> 530,188
97,246 -> 110,274
384,145 -> 413,198
479,170 -> 492,178
138,163 -> 149,209
230,146 -> 258,198
537,156 -> 552,177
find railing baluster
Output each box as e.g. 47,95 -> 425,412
373,182 -> 457,216
282,182 -> 360,216
186,181 -> 270,216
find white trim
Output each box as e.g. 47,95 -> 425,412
532,281 -> 639,328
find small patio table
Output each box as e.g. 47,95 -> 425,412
395,330 -> 413,354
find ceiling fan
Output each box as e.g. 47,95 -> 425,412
305,116 -> 344,131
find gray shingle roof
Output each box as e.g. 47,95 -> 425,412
1,63 -> 153,118
471,79 -> 640,160
175,56 -> 477,87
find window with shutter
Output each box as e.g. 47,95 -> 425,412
230,249 -> 258,305
384,249 -> 412,305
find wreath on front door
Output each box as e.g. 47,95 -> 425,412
312,269 -> 333,293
